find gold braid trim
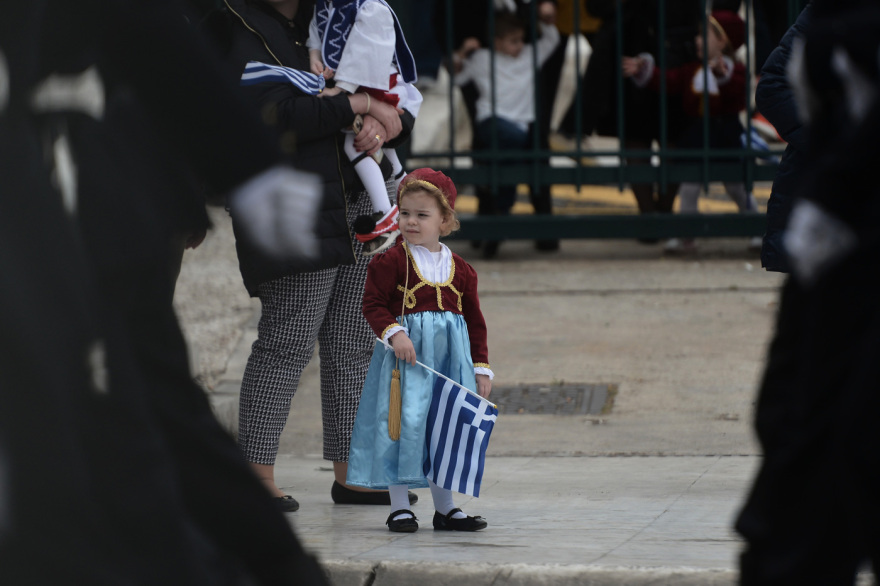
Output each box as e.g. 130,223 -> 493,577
395,245 -> 463,311
473,362 -> 491,369
381,323 -> 402,341
404,179 -> 439,194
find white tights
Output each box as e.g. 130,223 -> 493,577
389,480 -> 467,521
343,132 -> 406,215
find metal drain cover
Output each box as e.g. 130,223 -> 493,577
491,383 -> 616,415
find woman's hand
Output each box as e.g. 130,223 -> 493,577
353,115 -> 386,156
367,98 -> 403,141
476,374 -> 492,399
390,331 -> 416,366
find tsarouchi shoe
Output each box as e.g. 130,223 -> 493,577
361,229 -> 400,257
354,206 -> 399,243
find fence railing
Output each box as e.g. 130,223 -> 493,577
389,0 -> 808,240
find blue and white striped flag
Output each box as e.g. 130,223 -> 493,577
423,377 -> 498,497
240,61 -> 326,95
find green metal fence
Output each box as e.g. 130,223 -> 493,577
389,0 -> 809,240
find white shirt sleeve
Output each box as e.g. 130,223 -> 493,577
454,49 -> 486,86
535,22 -> 561,66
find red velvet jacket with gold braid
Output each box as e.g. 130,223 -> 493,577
362,243 -> 490,369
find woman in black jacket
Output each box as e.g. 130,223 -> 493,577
221,0 -> 418,510
753,4 -> 812,274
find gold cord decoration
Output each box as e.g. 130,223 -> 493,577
388,242 -> 411,441
395,244 -> 462,311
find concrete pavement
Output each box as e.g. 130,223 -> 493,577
177,214 -> 792,584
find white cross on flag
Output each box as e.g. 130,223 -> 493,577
423,377 -> 498,497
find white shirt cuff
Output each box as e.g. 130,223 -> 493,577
631,52 -> 655,88
716,56 -> 735,85
383,326 -> 407,345
475,366 -> 494,380
335,80 -> 359,94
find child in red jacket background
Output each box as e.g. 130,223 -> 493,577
623,10 -> 758,252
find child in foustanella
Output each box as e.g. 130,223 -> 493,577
622,10 -> 758,253
308,0 -> 423,256
346,168 -> 495,533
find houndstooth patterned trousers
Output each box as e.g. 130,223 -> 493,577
238,186 -> 383,465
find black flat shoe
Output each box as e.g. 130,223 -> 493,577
432,508 -> 487,531
274,495 -> 299,512
331,481 -> 417,505
386,509 -> 418,533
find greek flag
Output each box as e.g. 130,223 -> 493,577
423,377 -> 498,497
240,61 -> 326,95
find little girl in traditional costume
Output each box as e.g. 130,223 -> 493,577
308,0 -> 423,256
346,168 -> 494,532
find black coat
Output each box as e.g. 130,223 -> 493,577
220,0 -> 415,295
581,0 -> 700,139
754,4 -> 812,273
2,1 -> 329,584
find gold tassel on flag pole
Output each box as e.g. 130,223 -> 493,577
388,243 -> 410,440
388,360 -> 402,441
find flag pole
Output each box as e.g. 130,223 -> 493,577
375,338 -> 496,408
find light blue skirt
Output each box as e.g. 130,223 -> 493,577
346,311 -> 478,489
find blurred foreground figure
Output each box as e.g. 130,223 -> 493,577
736,1 -> 880,584
0,1 -> 327,584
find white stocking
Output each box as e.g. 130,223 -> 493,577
428,479 -> 466,519
384,148 -> 406,199
344,132 -> 391,214
388,484 -> 412,520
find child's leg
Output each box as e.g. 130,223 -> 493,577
385,484 -> 418,532
678,182 -> 701,213
664,182 -> 700,253
428,479 -> 487,531
344,132 -> 392,214
388,484 -> 413,519
428,479 -> 466,519
724,182 -> 762,250
724,182 -> 758,212
383,148 -> 406,198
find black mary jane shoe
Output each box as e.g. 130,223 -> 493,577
331,481 -> 417,505
386,509 -> 419,533
274,495 -> 300,513
432,508 -> 487,531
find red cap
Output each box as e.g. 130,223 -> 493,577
709,10 -> 744,52
398,168 -> 457,209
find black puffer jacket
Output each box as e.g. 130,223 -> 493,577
219,0 -> 411,295
755,4 -> 812,273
